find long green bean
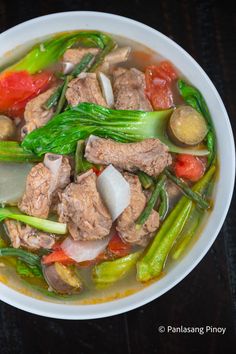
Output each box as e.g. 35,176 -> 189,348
138,171 -> 154,189
137,165 -> 215,282
136,175 -> 166,229
165,169 -> 209,209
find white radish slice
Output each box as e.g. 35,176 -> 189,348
62,61 -> 75,74
98,72 -> 114,107
61,236 -> 110,263
97,164 -> 130,221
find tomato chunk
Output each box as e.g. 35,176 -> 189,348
0,70 -> 53,117
145,61 -> 177,110
108,233 -> 131,257
174,154 -> 205,182
42,249 -> 75,265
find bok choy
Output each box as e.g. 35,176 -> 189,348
22,103 -> 209,156
2,31 -> 116,75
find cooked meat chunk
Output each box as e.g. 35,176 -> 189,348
21,87 -> 58,138
116,173 -> 159,246
65,73 -> 107,107
85,137 -> 172,177
105,47 -> 131,65
113,67 -> 153,111
63,48 -> 99,65
19,155 -> 71,218
4,220 -> 56,250
58,170 -> 112,241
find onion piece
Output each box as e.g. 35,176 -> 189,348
97,164 -> 130,221
61,236 -> 111,263
98,72 -> 114,107
62,61 -> 75,74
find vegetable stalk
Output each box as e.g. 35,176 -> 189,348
138,171 -> 154,189
0,141 -> 42,163
0,208 -> 67,234
0,248 -> 41,267
75,140 -> 94,174
137,165 -> 215,282
22,103 -> 209,156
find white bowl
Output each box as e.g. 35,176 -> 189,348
0,11 -> 235,319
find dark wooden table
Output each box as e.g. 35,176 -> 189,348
0,1 -> 235,353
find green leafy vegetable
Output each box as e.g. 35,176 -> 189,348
0,208 -> 67,234
3,31 -> 116,75
137,165 -> 216,282
0,247 -> 41,267
75,140 -> 94,175
177,79 -> 216,166
0,141 -> 42,163
22,103 -> 209,156
93,251 -> 141,288
16,259 -> 42,277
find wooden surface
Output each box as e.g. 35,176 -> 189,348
0,1 -> 235,353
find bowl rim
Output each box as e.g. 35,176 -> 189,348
0,11 -> 235,319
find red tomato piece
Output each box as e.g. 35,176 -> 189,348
145,61 -> 177,110
42,249 -> 75,265
108,233 -> 131,257
0,70 -> 53,117
174,154 -> 205,182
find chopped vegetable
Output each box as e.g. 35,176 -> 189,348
3,31 -> 115,75
61,236 -> 111,263
0,141 -> 41,163
71,53 -> 95,76
138,171 -> 154,189
0,115 -> 16,140
165,169 -> 209,209
168,106 -> 208,146
136,175 -> 166,229
97,165 -> 131,221
0,71 -> 52,118
177,80 -> 216,166
145,61 -> 177,109
55,75 -> 72,115
172,210 -> 203,260
173,154 -> 205,182
159,187 -> 169,220
108,233 -> 131,257
0,208 -> 67,234
93,251 -> 141,287
0,247 -> 41,267
137,165 -> 215,281
0,162 -> 33,205
43,86 -> 63,110
22,103 -> 209,156
98,72 -> 114,107
42,249 -> 74,265
16,259 -> 42,277
42,262 -> 82,294
75,140 -> 94,175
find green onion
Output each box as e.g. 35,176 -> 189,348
137,165 -> 215,282
55,75 -> 73,115
165,169 -> 209,209
0,208 -> 67,234
136,175 -> 166,229
138,171 -> 154,189
93,251 -> 141,288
